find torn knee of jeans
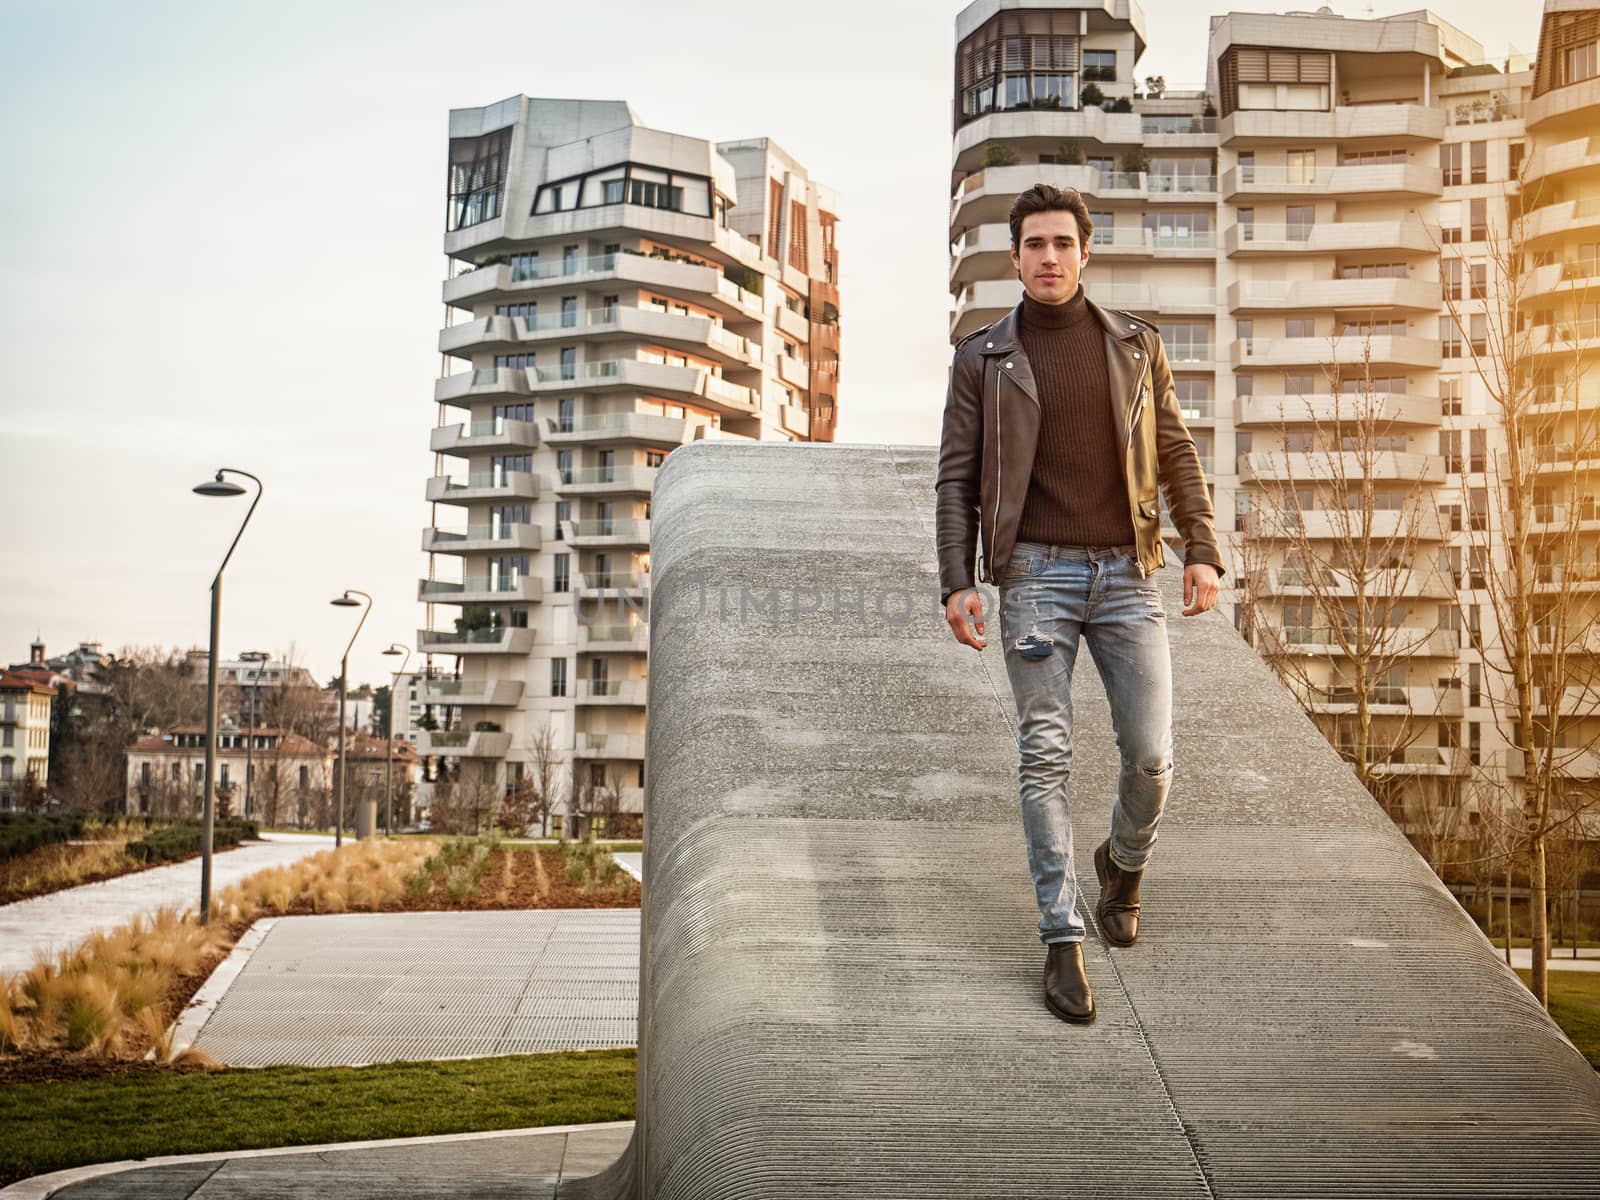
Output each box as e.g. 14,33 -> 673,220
1012,630 -> 1054,659
1140,760 -> 1172,776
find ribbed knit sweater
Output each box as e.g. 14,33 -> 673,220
1014,286 -> 1137,548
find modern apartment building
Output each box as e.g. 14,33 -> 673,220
949,0 -> 1598,829
421,97 -> 840,832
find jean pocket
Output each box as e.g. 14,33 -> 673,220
1007,550 -> 1040,579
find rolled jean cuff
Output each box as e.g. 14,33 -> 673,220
1042,932 -> 1084,945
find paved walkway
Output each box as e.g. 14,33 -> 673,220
611,852 -> 641,882
192,910 -> 640,1066
0,833 -> 335,977
1508,946 -> 1600,973
11,1122 -> 635,1200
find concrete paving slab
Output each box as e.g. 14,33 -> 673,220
0,834 -> 335,978
191,910 -> 640,1067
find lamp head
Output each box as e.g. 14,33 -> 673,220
330,593 -> 362,608
382,644 -> 406,656
194,471 -> 246,498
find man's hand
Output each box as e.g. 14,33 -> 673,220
945,588 -> 987,650
1181,563 -> 1220,616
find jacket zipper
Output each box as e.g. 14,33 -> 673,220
990,363 -> 1003,583
1129,365 -> 1151,577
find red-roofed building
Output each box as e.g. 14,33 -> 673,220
125,723 -> 332,827
0,670 -> 55,810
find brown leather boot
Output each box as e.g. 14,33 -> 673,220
1094,838 -> 1142,947
1043,941 -> 1095,1023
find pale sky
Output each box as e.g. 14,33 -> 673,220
0,0 -> 1538,686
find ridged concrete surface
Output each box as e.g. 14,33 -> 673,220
563,441 -> 1600,1199
193,910 -> 638,1066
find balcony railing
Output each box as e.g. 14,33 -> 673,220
420,628 -> 520,647
1446,96 -> 1521,126
1141,116 -> 1216,135
1147,174 -> 1217,194
1237,224 -> 1316,244
420,576 -> 530,596
1560,258 -> 1600,283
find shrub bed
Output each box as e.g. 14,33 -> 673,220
126,818 -> 259,865
0,814 -> 87,864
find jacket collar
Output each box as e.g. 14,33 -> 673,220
977,288 -> 1147,355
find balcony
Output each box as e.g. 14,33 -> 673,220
1527,135 -> 1600,184
425,470 -> 539,505
417,729 -> 511,758
1293,682 -> 1463,717
951,109 -> 1143,170
578,571 -> 650,596
951,278 -> 1021,341
1239,450 -> 1442,485
421,524 -> 541,556
573,731 -> 647,760
1228,277 -> 1439,314
418,575 -> 544,605
951,164 -> 1145,232
1530,501 -> 1600,533
434,367 -> 531,408
544,411 -> 704,447
1224,219 -> 1436,259
579,622 -> 649,652
1526,75 -> 1600,133
1263,565 -> 1454,600
554,465 -> 659,497
1520,197 -> 1600,245
776,352 -> 810,390
780,403 -> 811,438
529,360 -> 760,419
1221,162 -> 1441,201
1244,506 -> 1450,543
420,678 -> 526,708
1221,105 -> 1442,145
430,418 -> 539,457
775,305 -> 810,344
1533,560 -> 1600,592
1232,336 -> 1440,371
1145,174 -> 1217,201
1528,319 -> 1600,359
438,315 -> 522,360
416,627 -> 536,656
1265,624 -> 1459,658
1368,746 -> 1468,776
443,252 -> 765,324
1236,393 -> 1440,429
507,307 -> 760,371
574,680 -> 648,707
1084,282 -> 1217,315
565,518 -> 651,548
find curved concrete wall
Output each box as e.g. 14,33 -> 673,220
567,441 -> 1600,1199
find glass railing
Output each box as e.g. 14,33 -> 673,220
1561,258 -> 1600,282
581,572 -> 650,589
562,466 -> 658,486
1236,224 -> 1315,243
459,576 -> 528,594
1446,97 -> 1521,125
584,625 -> 644,642
507,253 -> 618,282
1141,116 -> 1216,135
1149,231 -> 1216,250
420,629 -> 512,646
1148,174 -> 1217,193
1096,171 -> 1144,190
426,680 -> 491,697
1235,168 -> 1333,186
1160,341 -> 1214,362
569,519 -> 651,538
429,730 -> 472,747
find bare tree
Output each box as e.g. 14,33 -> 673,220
1432,155 -> 1600,1007
1239,340 -> 1462,817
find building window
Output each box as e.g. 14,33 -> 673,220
1285,205 -> 1314,239
1082,50 -> 1116,82
560,346 -> 577,380
1285,149 -> 1317,185
1441,316 -> 1463,358
446,128 -> 510,231
1441,376 -> 1462,415
555,500 -> 571,539
299,765 -> 309,790
1441,143 -> 1463,186
1469,198 -> 1487,241
553,553 -> 570,594
1442,258 -> 1463,300
551,658 -> 567,698
1470,141 -> 1487,184
1560,39 -> 1599,87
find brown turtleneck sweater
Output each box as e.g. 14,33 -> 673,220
1015,286 -> 1136,548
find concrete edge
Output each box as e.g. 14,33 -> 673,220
610,853 -> 643,883
158,918 -> 279,1062
0,1120 -> 638,1199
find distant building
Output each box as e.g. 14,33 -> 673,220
0,669 -> 55,809
125,723 -> 330,825
343,732 -> 423,831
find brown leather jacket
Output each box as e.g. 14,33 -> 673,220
935,293 -> 1225,603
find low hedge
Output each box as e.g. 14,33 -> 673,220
126,818 -> 259,865
0,813 -> 86,863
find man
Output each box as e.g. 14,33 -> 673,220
935,182 -> 1225,1024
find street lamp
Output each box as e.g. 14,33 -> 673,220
381,642 -> 412,837
329,589 -> 372,845
238,650 -> 270,822
192,468 -> 263,925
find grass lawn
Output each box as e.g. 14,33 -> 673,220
1515,969 -> 1600,1069
0,1049 -> 635,1187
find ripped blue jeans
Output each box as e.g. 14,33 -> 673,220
998,541 -> 1174,945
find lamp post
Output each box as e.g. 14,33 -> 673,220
192,468 -> 263,925
381,642 -> 412,837
329,589 -> 372,845
239,650 -> 269,821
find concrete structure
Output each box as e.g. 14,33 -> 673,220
124,724 -> 329,824
419,96 -> 841,834
948,0 -> 1600,839
0,669 -> 54,809
592,440 -> 1598,1196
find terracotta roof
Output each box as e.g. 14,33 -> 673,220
127,730 -> 328,757
0,669 -> 57,697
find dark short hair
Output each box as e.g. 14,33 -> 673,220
1008,183 -> 1093,250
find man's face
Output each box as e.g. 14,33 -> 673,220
1010,209 -> 1089,305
